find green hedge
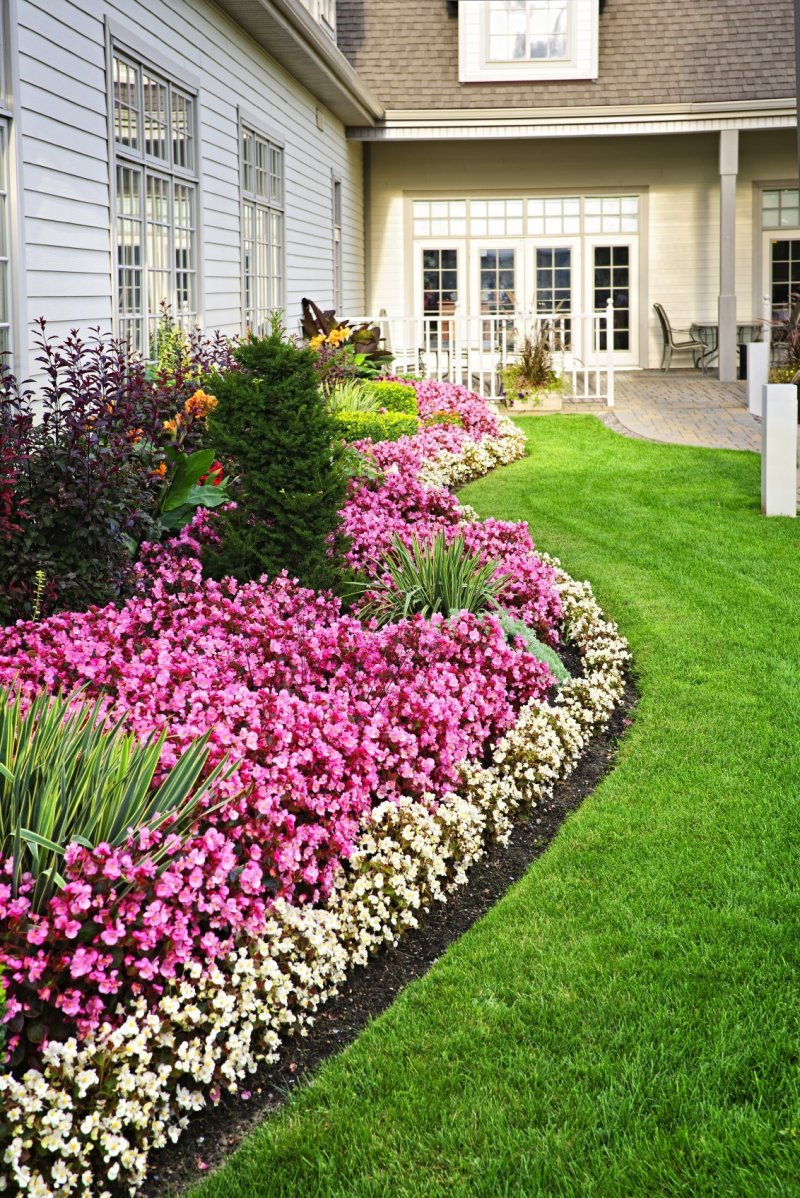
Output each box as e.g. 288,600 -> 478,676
333,410 -> 419,443
363,381 -> 419,416
424,410 -> 464,429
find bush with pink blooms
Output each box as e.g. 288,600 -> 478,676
0,375 -> 631,1198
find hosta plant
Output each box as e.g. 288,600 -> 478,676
355,531 -> 510,627
0,686 -> 232,912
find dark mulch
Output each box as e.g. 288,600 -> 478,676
143,665 -> 638,1197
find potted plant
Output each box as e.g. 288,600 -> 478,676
500,322 -> 568,411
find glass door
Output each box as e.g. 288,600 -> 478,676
527,239 -> 581,360
413,241 -> 465,376
471,242 -> 521,350
763,234 -> 800,324
585,237 -> 638,367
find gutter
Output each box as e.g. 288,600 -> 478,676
347,98 -> 797,141
213,0 -> 384,127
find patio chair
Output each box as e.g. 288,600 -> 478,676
653,303 -> 708,373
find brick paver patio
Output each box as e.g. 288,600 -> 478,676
609,370 -> 759,451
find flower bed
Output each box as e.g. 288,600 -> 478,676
0,380 -> 628,1198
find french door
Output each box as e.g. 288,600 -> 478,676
763,233 -> 800,324
527,238 -> 581,358
585,236 -> 638,367
414,240 -> 465,358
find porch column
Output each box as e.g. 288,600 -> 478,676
718,130 -> 739,382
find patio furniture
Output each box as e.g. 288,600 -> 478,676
654,303 -> 708,372
690,321 -> 764,370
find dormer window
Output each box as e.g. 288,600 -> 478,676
459,0 -> 599,83
488,1 -> 568,63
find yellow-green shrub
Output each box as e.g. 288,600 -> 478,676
333,410 -> 419,443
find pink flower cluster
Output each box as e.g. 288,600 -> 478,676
0,378 -> 562,1052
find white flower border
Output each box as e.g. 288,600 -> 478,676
0,424 -> 629,1198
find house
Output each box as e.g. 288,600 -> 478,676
336,0 -> 797,382
1,0 -> 381,372
1,0 -> 796,384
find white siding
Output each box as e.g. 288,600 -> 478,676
367,129 -> 796,368
14,0 -> 365,365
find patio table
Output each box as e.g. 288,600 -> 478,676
690,321 -> 763,368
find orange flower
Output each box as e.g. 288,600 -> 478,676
184,389 -> 218,419
126,427 -> 143,443
152,461 -> 167,478
163,417 -> 179,434
308,333 -> 326,350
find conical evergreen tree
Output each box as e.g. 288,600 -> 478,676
204,329 -> 347,590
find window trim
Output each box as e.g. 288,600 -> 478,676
458,0 -> 599,84
332,173 -> 342,312
238,111 -> 286,336
0,0 -> 21,376
105,20 -> 202,356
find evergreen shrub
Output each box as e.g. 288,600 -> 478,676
205,329 -> 347,590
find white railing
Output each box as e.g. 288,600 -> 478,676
351,298 -> 616,408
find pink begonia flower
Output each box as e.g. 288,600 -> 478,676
0,379 -> 564,1057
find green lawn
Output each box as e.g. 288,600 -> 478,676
192,416 -> 800,1198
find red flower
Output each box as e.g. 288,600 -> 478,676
199,462 -> 224,487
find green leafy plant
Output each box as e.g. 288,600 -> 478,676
302,298 -> 393,376
332,410 -> 419,444
204,320 -> 348,590
156,447 -> 231,533
151,302 -> 190,381
362,381 -> 418,416
327,379 -> 381,415
494,609 -> 570,683
0,686 -> 233,912
354,532 -> 510,627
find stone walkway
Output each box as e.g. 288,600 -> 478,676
609,370 -> 759,452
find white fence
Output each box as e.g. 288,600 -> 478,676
353,298 -> 616,408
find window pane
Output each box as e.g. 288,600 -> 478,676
113,56 -> 140,151
241,127 -> 285,331
172,91 -> 194,172
115,163 -> 143,351
143,73 -> 168,160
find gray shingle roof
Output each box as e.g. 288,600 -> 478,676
335,0 -> 794,111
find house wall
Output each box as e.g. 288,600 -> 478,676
366,129 -> 796,368
13,0 -> 365,367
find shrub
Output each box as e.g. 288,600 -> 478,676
0,321 -> 235,623
354,531 -> 510,627
205,325 -> 347,590
494,609 -> 570,683
0,324 -> 165,622
424,410 -> 464,429
333,410 -> 419,443
0,685 -> 232,912
362,380 -> 418,416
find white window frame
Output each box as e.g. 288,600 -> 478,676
459,0 -> 599,83
240,119 -> 285,336
108,37 -> 200,357
0,0 -> 19,374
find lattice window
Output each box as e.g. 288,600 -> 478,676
111,49 -> 198,355
242,126 -> 285,335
